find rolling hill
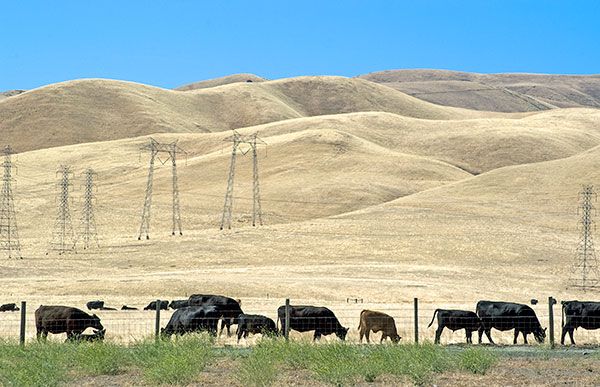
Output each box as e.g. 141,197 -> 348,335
359,69 -> 600,112
175,73 -> 266,90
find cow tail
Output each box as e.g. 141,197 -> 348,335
427,309 -> 439,328
358,310 -> 365,330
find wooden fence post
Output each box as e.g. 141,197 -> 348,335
548,296 -> 556,348
285,298 -> 290,341
155,299 -> 161,342
19,301 -> 26,346
414,298 -> 419,344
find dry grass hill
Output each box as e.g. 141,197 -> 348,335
1,72 -> 600,344
359,69 -> 600,112
175,73 -> 266,90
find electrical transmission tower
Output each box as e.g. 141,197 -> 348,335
49,165 -> 75,254
138,138 -> 187,240
0,145 -> 22,259
78,168 -> 99,249
220,131 -> 265,230
571,184 -> 600,290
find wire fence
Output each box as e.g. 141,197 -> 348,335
1,297 -> 599,347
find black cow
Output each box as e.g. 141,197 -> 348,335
144,300 -> 169,311
35,305 -> 104,340
236,314 -> 278,342
476,301 -> 546,344
427,309 -> 482,344
99,306 -> 117,311
188,294 -> 243,336
277,305 -> 349,341
561,301 -> 600,345
86,300 -> 104,310
0,303 -> 19,312
169,299 -> 190,310
121,305 -> 138,310
66,328 -> 106,342
161,305 -> 220,337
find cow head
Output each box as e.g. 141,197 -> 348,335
93,328 -> 106,340
391,334 -> 401,344
534,327 -> 547,343
91,314 -> 104,331
336,326 -> 349,340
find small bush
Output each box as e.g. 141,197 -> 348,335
459,347 -> 497,375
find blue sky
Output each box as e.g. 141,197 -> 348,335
1,1 -> 598,90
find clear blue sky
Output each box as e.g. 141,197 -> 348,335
1,0 -> 598,90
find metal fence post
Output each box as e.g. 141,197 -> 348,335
155,299 -> 161,342
414,298 -> 419,344
285,298 -> 290,341
548,296 -> 555,348
19,301 -> 26,346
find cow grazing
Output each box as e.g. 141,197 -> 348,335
427,309 -> 482,344
99,306 -> 117,311
161,305 -> 220,337
35,305 -> 104,340
358,310 -> 401,344
121,305 -> 138,311
144,300 -> 169,311
66,328 -> 106,343
476,301 -> 546,344
86,300 -> 104,310
0,303 -> 19,312
561,301 -> 600,345
277,305 -> 349,341
169,299 -> 190,310
236,314 -> 278,342
188,294 -> 243,336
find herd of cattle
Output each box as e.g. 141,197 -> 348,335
2,297 -> 600,345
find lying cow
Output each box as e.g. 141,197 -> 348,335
143,300 -> 169,311
169,299 -> 190,310
477,301 -> 546,344
66,328 -> 106,343
0,303 -> 19,312
236,314 -> 278,342
161,305 -> 220,337
86,300 -> 104,310
35,305 -> 104,340
427,309 -> 481,344
561,300 -> 600,345
277,305 -> 348,341
121,305 -> 138,311
358,310 -> 400,343
188,294 -> 243,336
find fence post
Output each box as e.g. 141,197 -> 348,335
414,298 -> 419,344
285,298 -> 290,341
548,296 -> 555,348
155,299 -> 161,342
19,301 -> 26,346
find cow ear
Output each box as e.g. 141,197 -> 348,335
544,328 -> 547,332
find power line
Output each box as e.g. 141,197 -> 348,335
571,184 -> 600,290
138,138 -> 187,240
220,131 -> 266,230
77,168 -> 99,249
0,145 -> 22,259
49,165 -> 75,254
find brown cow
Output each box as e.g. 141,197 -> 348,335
358,310 -> 401,343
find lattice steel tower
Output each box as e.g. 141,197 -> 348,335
50,165 -> 75,254
138,138 -> 186,240
78,168 -> 99,249
572,184 -> 600,289
0,146 -> 22,259
220,131 -> 265,230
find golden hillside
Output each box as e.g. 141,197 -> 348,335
0,76 -> 500,153
175,73 -> 266,90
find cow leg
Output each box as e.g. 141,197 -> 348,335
313,331 -> 322,341
365,330 -> 370,344
478,326 -> 484,344
359,327 -> 364,343
435,326 -> 443,345
513,329 -> 519,344
568,329 -> 575,345
237,329 -> 243,343
522,331 -> 528,344
484,329 -> 494,344
466,329 -> 473,344
560,327 -> 567,345
380,333 -> 386,344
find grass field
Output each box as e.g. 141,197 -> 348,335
1,336 -> 599,386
